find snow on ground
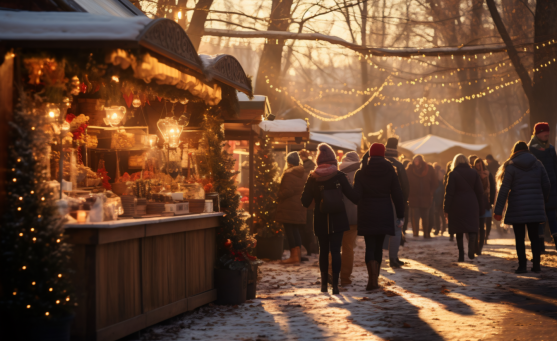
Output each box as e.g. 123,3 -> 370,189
133,230 -> 557,341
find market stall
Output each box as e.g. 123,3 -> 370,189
399,134 -> 491,164
0,10 -> 254,341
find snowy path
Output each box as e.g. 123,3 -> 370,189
133,232 -> 557,341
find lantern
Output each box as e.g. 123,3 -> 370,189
157,117 -> 183,148
45,103 -> 60,123
132,97 -> 141,108
104,106 -> 126,127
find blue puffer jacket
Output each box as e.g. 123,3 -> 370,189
529,143 -> 557,210
494,151 -> 551,224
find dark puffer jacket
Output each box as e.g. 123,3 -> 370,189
494,151 -> 551,224
529,143 -> 557,210
301,171 -> 358,237
353,156 -> 405,236
443,163 -> 484,234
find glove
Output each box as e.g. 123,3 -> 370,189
494,214 -> 502,221
396,218 -> 404,228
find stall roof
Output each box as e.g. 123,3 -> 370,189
252,119 -> 309,143
72,0 -> 145,17
311,129 -> 364,149
310,132 -> 358,151
400,134 -> 488,155
0,10 -> 252,96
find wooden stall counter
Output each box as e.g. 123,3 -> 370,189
65,213 -> 223,341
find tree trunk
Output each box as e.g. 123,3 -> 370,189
360,0 -> 374,133
533,0 -> 557,145
254,0 -> 294,108
187,0 -> 215,50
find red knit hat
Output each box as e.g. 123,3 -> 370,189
316,143 -> 337,165
534,122 -> 550,135
369,143 -> 385,157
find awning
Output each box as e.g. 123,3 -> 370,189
310,132 -> 358,151
0,10 -> 253,98
311,129 -> 365,150
400,134 -> 488,155
252,119 -> 309,144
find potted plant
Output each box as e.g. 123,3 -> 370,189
215,238 -> 262,305
0,96 -> 75,340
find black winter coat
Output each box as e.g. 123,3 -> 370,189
443,163 -> 483,234
529,144 -> 557,210
353,156 -> 405,236
386,156 -> 410,203
494,151 -> 551,224
301,171 -> 358,237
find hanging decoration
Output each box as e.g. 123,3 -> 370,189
415,100 -> 440,127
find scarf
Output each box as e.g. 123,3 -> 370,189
385,148 -> 398,158
530,135 -> 550,150
311,164 -> 338,181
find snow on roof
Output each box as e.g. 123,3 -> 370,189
73,0 -> 144,18
312,129 -> 364,148
310,132 -> 358,151
399,134 -> 488,155
257,119 -> 307,133
237,92 -> 266,102
0,10 -> 151,41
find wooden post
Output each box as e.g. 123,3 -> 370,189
0,53 -> 14,215
249,130 -> 255,233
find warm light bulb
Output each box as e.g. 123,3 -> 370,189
49,111 -> 55,118
111,113 -> 118,120
22,266 -> 26,270
178,10 -> 182,19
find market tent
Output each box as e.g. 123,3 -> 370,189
310,129 -> 365,152
310,132 -> 358,151
400,134 -> 491,164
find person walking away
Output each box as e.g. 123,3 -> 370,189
528,122 -> 557,252
432,163 -> 447,236
471,155 -> 497,243
299,149 -> 318,256
384,137 -> 410,267
327,151 -> 360,286
276,152 -> 307,264
402,159 -> 411,233
353,143 -> 405,289
494,141 -> 550,273
485,154 -> 501,178
473,158 -> 492,255
442,161 -> 454,241
301,143 -> 358,294
444,154 -> 483,261
407,155 -> 438,238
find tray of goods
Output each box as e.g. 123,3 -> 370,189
111,131 -> 135,149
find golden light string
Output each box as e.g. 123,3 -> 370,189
290,77 -> 391,122
436,109 -> 530,137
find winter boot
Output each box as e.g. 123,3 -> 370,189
515,264 -> 528,274
396,258 -> 406,266
320,272 -> 328,293
332,273 -> 340,295
390,258 -> 401,269
365,261 -> 373,291
532,265 -> 542,273
366,261 -> 380,290
280,247 -> 301,265
468,233 -> 476,260
458,250 -> 465,262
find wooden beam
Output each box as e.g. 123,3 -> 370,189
248,130 -> 254,233
0,52 -> 13,217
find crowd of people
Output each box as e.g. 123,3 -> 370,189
273,122 -> 556,294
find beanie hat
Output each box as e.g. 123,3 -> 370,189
385,137 -> 399,150
534,122 -> 550,135
286,151 -> 300,166
512,141 -> 528,154
341,151 -> 360,163
316,143 -> 337,165
369,143 -> 386,157
485,154 -> 494,161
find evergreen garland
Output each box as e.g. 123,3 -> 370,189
199,107 -> 257,269
0,92 -> 74,322
252,135 -> 282,238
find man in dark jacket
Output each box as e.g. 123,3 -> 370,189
528,122 -> 557,251
485,154 -> 500,177
407,155 -> 438,238
384,137 -> 409,267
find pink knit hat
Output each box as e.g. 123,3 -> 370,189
316,143 -> 337,166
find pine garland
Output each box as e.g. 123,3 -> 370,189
199,107 -> 257,269
0,92 -> 74,321
252,136 -> 282,238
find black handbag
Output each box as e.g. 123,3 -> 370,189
319,182 -> 346,214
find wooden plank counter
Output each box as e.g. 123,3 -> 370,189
65,213 -> 223,341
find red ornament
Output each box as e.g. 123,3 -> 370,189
224,239 -> 232,248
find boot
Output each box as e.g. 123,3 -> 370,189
458,250 -> 464,262
468,234 -> 476,260
366,261 -> 380,290
280,246 -> 301,264
332,273 -> 340,295
365,261 -> 373,290
320,272 -> 328,293
515,265 -> 527,274
395,258 -> 406,266
449,234 -> 454,242
390,258 -> 401,269
531,265 -> 542,273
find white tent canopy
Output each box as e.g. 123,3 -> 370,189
311,129 -> 364,149
400,134 -> 488,155
255,119 -> 307,134
310,132 -> 358,151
